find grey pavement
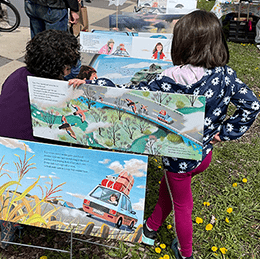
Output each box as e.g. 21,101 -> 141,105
0,0 -> 137,87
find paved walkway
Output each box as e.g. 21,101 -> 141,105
0,0 -> 136,87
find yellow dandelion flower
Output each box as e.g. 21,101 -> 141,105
220,247 -> 227,254
255,67 -> 259,70
232,182 -> 237,187
214,253 -> 218,256
225,217 -> 229,223
196,217 -> 203,224
242,178 -> 247,183
167,224 -> 172,229
159,257 -> 163,259
163,255 -> 170,259
205,223 -> 213,231
154,159 -> 158,162
227,207 -> 233,214
155,247 -> 161,254
159,181 -> 161,184
158,166 -> 162,169
211,246 -> 218,252
160,244 -> 166,249
203,202 -> 210,206
40,257 -> 48,259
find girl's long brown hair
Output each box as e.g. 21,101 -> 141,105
171,10 -> 229,68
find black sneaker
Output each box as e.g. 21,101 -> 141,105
142,221 -> 157,245
171,238 -> 194,259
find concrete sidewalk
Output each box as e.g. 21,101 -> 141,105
0,0 -> 136,87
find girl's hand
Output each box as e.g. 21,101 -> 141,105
69,79 -> 86,88
210,132 -> 221,145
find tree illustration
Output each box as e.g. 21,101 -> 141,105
151,92 -> 171,105
121,117 -> 137,140
106,115 -> 121,146
114,98 -> 126,120
186,95 -> 198,107
90,109 -> 107,136
41,109 -> 59,128
144,135 -> 162,155
135,118 -> 151,134
81,85 -> 96,109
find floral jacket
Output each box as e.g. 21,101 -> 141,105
87,65 -> 260,173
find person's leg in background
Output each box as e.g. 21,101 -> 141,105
255,19 -> 260,50
24,0 -> 45,38
25,0 -> 68,39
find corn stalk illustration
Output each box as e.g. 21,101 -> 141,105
0,145 -> 66,229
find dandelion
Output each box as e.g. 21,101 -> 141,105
203,202 -> 210,206
154,159 -> 158,162
40,257 -> 48,259
158,166 -> 162,169
227,207 -> 233,214
255,67 -> 259,70
159,181 -> 161,184
232,183 -> 237,187
155,247 -> 161,253
205,223 -> 213,231
220,247 -> 227,254
242,178 -> 247,183
225,217 -> 229,223
163,255 -> 170,259
167,224 -> 172,229
211,246 -> 218,252
196,217 -> 203,224
160,244 -> 166,249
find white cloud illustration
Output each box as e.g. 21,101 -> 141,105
0,137 -> 34,153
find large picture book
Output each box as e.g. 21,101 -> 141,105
0,136 -> 148,243
80,31 -> 172,61
28,76 -> 205,160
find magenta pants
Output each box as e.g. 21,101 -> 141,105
146,151 -> 212,257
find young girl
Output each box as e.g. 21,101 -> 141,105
141,10 -> 260,259
69,10 -> 260,258
152,42 -> 166,60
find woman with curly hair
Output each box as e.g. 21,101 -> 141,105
0,29 -> 80,142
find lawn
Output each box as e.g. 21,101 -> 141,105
1,1 -> 260,258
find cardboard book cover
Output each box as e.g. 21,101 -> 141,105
0,136 -> 148,243
28,76 -> 205,160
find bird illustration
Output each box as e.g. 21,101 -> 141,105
140,104 -> 148,112
125,98 -> 138,113
71,104 -> 88,123
59,115 -> 77,140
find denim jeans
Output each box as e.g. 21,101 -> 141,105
24,0 -> 68,38
255,20 -> 260,44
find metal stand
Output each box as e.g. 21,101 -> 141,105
1,227 -> 118,259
